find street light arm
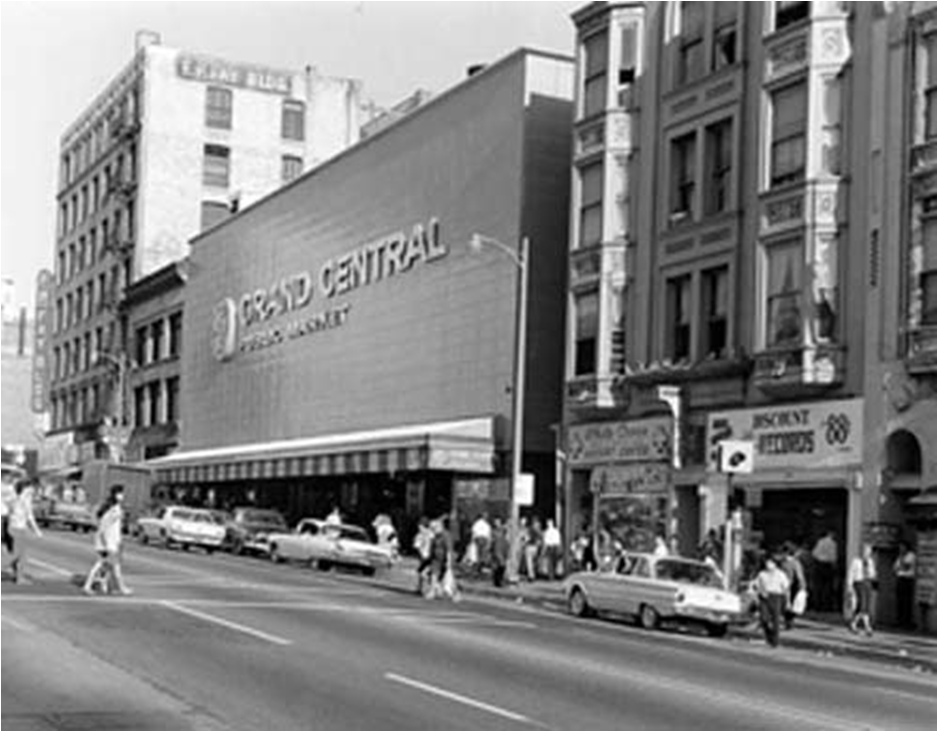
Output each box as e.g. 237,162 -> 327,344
469,233 -> 524,269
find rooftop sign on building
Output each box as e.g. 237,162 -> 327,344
176,54 -> 292,95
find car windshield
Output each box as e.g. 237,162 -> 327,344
241,510 -> 285,527
655,559 -> 723,588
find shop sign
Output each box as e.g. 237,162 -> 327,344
454,478 -> 510,502
567,417 -> 672,467
428,445 -> 494,474
917,531 -> 936,606
177,55 -> 292,95
862,521 -> 901,550
31,269 -> 53,413
212,217 -> 447,361
589,463 -> 669,495
706,398 -> 863,472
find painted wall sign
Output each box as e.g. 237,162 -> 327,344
30,269 -> 53,413
567,417 -> 673,467
212,218 -> 447,361
706,398 -> 864,472
177,55 -> 292,95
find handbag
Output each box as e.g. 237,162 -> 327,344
792,589 -> 808,615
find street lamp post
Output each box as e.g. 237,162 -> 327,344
469,233 -> 529,582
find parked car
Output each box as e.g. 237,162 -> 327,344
136,505 -> 226,553
266,519 -> 393,575
564,552 -> 743,638
223,507 -> 288,555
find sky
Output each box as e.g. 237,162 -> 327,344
0,0 -> 581,311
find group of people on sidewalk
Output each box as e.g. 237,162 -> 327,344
1,469 -> 132,596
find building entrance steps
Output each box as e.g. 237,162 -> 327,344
362,556 -> 936,673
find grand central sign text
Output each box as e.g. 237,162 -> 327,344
211,218 -> 447,361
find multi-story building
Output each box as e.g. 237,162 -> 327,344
47,32 -> 365,460
121,260 -> 186,462
564,1 -> 935,629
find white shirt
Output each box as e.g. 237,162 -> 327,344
848,555 -> 877,584
812,536 -> 837,564
471,518 -> 491,541
94,504 -> 123,554
543,525 -> 561,548
756,567 -> 790,596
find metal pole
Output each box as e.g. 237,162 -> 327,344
508,236 -> 529,582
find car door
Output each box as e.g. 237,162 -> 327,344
335,527 -> 372,566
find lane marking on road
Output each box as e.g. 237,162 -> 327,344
0,612 -> 37,632
384,672 -> 537,725
159,600 -> 292,646
28,558 -> 75,576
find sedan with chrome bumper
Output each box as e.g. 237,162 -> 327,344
564,553 -> 742,637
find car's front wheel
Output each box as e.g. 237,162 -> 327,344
639,604 -> 660,631
706,622 -> 728,638
270,545 -> 283,564
568,587 -> 593,618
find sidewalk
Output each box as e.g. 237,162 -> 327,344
369,558 -> 936,673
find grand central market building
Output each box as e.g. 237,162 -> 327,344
148,49 -> 575,548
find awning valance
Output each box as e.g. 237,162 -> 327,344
147,417 -> 496,484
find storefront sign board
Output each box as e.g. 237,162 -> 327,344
706,398 -> 863,472
589,463 -> 669,495
567,417 -> 672,467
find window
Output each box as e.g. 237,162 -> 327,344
618,24 -> 638,99
922,216 -> 937,326
200,200 -> 229,232
68,243 -> 76,278
670,133 -> 696,220
677,2 -> 705,87
821,77 -> 842,175
151,320 -> 164,362
705,120 -> 733,215
86,282 -> 94,318
166,377 -> 180,422
582,31 -> 608,118
83,333 -> 91,371
765,240 -> 803,347
149,381 -> 162,425
205,86 -> 233,129
134,386 -> 146,428
203,144 -> 230,187
88,229 -> 97,266
574,291 -> 599,376
770,82 -> 807,186
579,163 -> 604,248
712,2 -> 737,71
169,312 -> 182,357
281,100 -> 305,140
701,267 -> 728,358
78,237 -> 87,272
62,343 -> 71,377
665,275 -> 692,361
57,251 -> 66,284
925,33 -> 936,141
135,326 -> 147,366
281,155 -> 303,184
98,273 -> 107,311
92,177 -> 100,213
775,1 -> 809,32
53,347 -> 61,381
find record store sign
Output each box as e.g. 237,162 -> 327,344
567,417 -> 673,467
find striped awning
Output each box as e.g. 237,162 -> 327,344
147,417 -> 496,484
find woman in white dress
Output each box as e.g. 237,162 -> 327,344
83,485 -> 132,595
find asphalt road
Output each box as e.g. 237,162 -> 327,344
2,530 -> 935,730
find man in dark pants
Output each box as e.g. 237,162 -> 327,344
756,555 -> 790,647
491,518 -> 509,588
893,542 -> 917,630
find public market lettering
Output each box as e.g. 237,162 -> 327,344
239,304 -> 352,354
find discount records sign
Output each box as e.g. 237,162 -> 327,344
706,398 -> 864,473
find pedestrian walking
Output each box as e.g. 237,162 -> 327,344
508,516 -> 528,583
8,480 -> 43,584
781,542 -> 808,630
373,514 -> 399,559
412,516 -> 433,595
893,541 -> 916,630
653,534 -> 669,558
848,543 -> 877,636
542,519 -> 562,580
755,555 -> 790,648
1,466 -> 19,563
426,518 -> 451,599
83,485 -> 132,596
325,506 -> 342,525
811,530 -> 838,611
523,518 -> 543,581
470,513 -> 492,576
491,517 -> 509,588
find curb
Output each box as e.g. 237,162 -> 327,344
364,570 -> 936,674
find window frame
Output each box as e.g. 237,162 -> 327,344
582,30 -> 609,118
205,86 -> 233,130
578,162 -> 605,248
701,266 -> 729,358
704,119 -> 733,215
670,132 -> 697,220
573,289 -> 600,377
281,155 -> 304,184
203,144 -> 231,188
764,238 -> 805,348
665,273 -> 693,361
281,100 -> 306,141
770,81 -> 808,187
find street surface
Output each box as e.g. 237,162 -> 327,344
2,530 -> 935,730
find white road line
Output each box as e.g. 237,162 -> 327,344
159,600 -> 292,646
384,672 -> 535,724
0,612 -> 37,632
28,558 -> 75,576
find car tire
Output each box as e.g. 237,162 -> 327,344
362,567 -> 376,577
205,548 -> 215,556
569,588 -> 593,618
270,546 -> 283,564
706,623 -> 728,638
139,533 -> 149,545
639,604 -> 660,631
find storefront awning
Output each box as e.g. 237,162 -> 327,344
146,417 -> 496,484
